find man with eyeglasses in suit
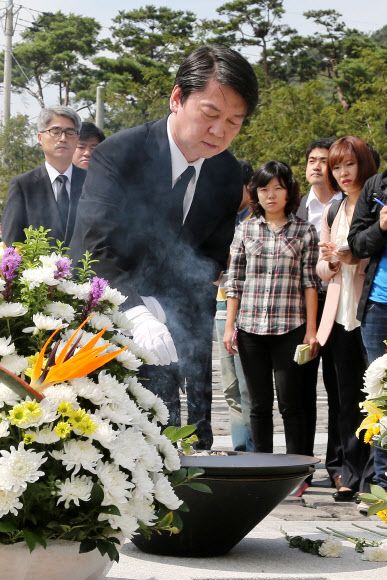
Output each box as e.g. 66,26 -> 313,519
2,106 -> 87,248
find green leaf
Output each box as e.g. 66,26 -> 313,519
358,493 -> 381,504
0,521 -> 17,533
170,468 -> 187,485
180,441 -> 191,454
90,483 -> 104,506
370,485 -> 387,501
367,501 -> 387,516
157,512 -> 173,528
96,540 -> 108,557
172,511 -> 183,531
178,501 -> 189,512
79,539 -> 97,554
162,426 -> 177,439
106,542 -> 120,562
185,482 -> 212,493
170,425 -> 197,442
187,467 -> 205,479
0,366 -> 44,401
99,505 -> 121,516
23,529 -> 46,552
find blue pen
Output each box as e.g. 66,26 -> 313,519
374,197 -> 386,207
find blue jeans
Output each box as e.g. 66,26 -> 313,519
215,318 -> 253,452
361,300 -> 387,490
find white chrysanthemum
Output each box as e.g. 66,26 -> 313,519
23,313 -> 64,334
96,461 -> 134,506
97,372 -> 127,405
110,428 -> 149,471
0,337 -> 15,357
157,435 -> 181,472
69,376 -> 106,406
153,472 -> 183,510
87,312 -> 113,331
361,540 -> 387,561
125,376 -> 160,411
39,252 -> 61,269
0,442 -> 47,493
55,474 -> 94,508
0,486 -> 23,517
0,418 -> 10,438
21,267 -> 59,289
0,302 -> 28,318
318,536 -> 343,558
364,354 -> 387,397
52,439 -> 103,475
0,383 -> 20,408
43,384 -> 78,408
89,415 -> 117,448
131,463 -> 155,501
57,280 -> 91,300
138,441 -> 163,473
16,397 -> 58,429
45,302 -> 75,322
99,503 -> 139,539
149,396 -> 169,425
110,346 -> 142,371
30,425 -> 60,445
101,286 -> 127,307
127,497 -> 157,526
0,354 -> 28,376
114,335 -> 158,365
100,397 -> 143,426
137,413 -> 165,444
111,311 -> 133,331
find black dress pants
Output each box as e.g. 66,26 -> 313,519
300,292 -> 342,484
330,322 -> 372,491
237,325 -> 306,454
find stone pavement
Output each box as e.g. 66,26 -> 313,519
106,341 -> 387,579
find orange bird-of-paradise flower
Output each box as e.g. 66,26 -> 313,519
30,313 -> 128,393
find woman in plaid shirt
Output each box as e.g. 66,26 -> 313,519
224,160 -> 319,455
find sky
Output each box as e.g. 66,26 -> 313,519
0,0 -> 386,119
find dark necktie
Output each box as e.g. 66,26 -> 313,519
56,175 -> 69,229
171,165 -> 195,226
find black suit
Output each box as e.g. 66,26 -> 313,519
297,192 -> 342,484
2,164 -> 86,248
70,116 -> 243,446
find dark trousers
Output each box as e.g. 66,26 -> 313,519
237,325 -> 306,454
300,292 -> 342,484
330,322 -> 372,491
142,298 -> 214,449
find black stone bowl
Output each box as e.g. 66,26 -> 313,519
131,452 -> 319,557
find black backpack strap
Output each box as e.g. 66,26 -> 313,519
327,196 -> 347,229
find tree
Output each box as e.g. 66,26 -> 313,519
0,116 -> 43,210
0,12 -> 101,108
214,0 -> 296,86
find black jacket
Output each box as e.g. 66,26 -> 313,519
348,169 -> 387,321
2,164 -> 86,248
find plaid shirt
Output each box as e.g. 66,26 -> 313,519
225,213 -> 319,335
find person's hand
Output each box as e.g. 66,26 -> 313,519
318,241 -> 336,262
331,249 -> 359,265
303,330 -> 319,358
380,206 -> 387,231
128,308 -> 178,366
223,327 -> 238,355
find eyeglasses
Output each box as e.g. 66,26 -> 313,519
40,127 -> 80,139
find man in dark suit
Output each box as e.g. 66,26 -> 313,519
2,106 -> 86,248
70,46 -> 258,447
72,122 -> 105,171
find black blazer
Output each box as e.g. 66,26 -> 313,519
70,116 -> 243,310
2,164 -> 86,248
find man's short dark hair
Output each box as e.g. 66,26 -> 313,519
79,122 -> 105,143
239,160 -> 254,186
305,138 -> 335,164
249,160 -> 300,216
174,45 -> 258,117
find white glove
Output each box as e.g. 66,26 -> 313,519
126,305 -> 178,366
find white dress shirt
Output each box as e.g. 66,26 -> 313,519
167,116 -> 205,223
306,187 -> 343,239
45,162 -> 73,201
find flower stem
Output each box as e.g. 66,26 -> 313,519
352,523 -> 387,537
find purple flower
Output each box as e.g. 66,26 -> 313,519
54,257 -> 71,280
81,277 -> 108,321
1,248 -> 22,281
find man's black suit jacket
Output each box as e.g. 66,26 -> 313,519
70,116 -> 243,313
2,164 -> 87,248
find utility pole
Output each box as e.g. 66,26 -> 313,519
3,0 -> 14,126
95,86 -> 104,130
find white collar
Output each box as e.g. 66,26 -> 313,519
306,187 -> 342,207
45,161 -> 73,185
167,116 -> 205,185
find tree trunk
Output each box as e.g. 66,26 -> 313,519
329,57 -> 349,112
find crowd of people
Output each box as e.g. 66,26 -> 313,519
1,44 -> 386,506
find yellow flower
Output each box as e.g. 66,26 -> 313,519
356,401 -> 384,440
54,421 -> 72,439
57,401 -> 74,416
8,404 -> 31,425
25,353 -> 47,379
68,409 -> 96,435
23,400 -> 42,419
23,433 -> 35,445
78,418 -> 97,436
377,509 -> 387,524
364,428 -> 375,444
